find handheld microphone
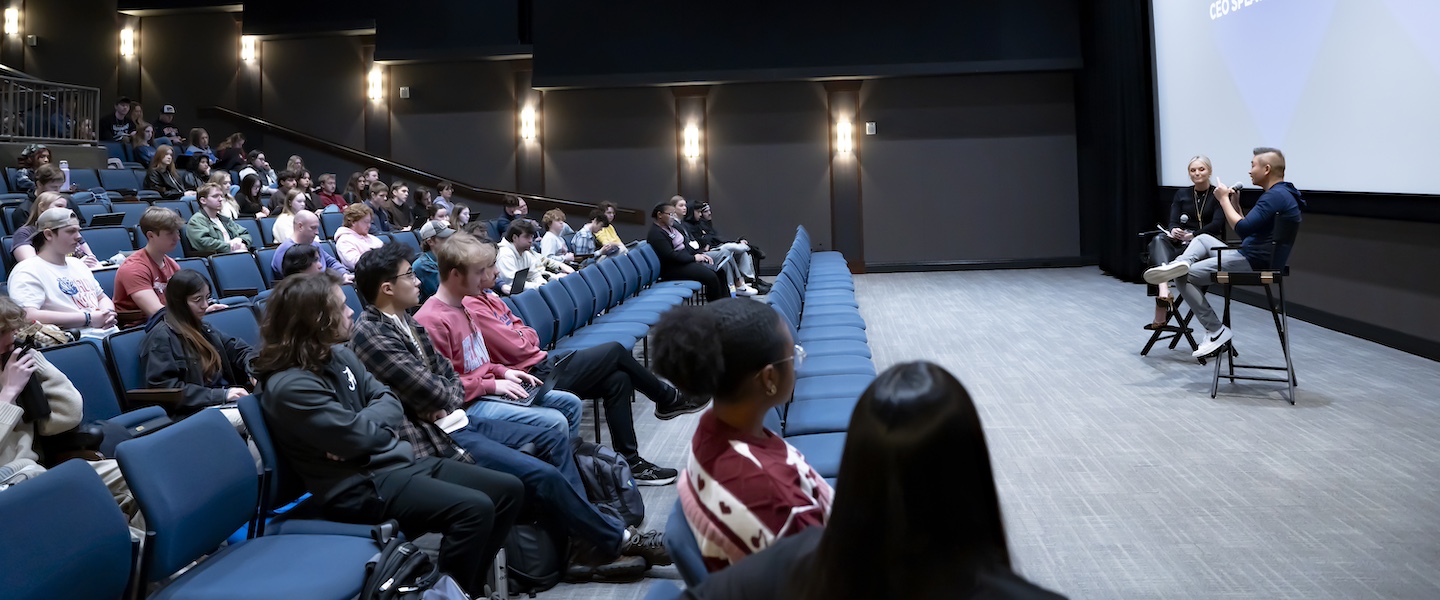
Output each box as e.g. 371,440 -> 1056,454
1231,182 -> 1245,192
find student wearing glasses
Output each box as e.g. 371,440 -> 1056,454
139,270 -> 255,427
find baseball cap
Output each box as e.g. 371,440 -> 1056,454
162,104 -> 176,114
37,207 -> 79,231
419,220 -> 455,241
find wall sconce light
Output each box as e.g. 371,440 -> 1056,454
366,66 -> 382,101
240,36 -> 256,63
4,8 -> 19,36
682,123 -> 700,160
120,27 -> 135,58
836,119 -> 853,154
520,106 -> 537,142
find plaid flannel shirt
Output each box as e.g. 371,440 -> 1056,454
349,305 -> 473,463
571,227 -> 597,256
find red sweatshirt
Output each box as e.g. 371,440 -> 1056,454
413,296 -> 510,399
463,292 -> 547,372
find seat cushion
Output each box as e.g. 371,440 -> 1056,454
797,354 -> 876,379
797,304 -> 862,318
576,321 -> 651,340
798,313 -> 866,330
153,534 -> 375,600
784,432 -> 847,478
783,396 -> 862,436
792,374 -> 875,403
796,326 -> 868,345
798,339 -> 872,359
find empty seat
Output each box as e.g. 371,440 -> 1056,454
99,169 -> 141,192
68,168 -> 102,190
81,226 -> 136,261
208,251 -> 266,298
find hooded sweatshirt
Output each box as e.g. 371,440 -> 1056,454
1234,181 -> 1305,269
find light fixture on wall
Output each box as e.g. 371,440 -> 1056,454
836,119 -> 854,154
683,123 -> 700,160
240,36 -> 256,63
520,105 -> 537,142
120,27 -> 135,58
366,66 -> 382,101
3,8 -> 18,36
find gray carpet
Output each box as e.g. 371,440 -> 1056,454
541,267 -> 1440,599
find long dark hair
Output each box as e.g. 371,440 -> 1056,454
254,273 -> 347,376
651,298 -> 789,401
796,362 -> 1010,600
163,270 -> 222,382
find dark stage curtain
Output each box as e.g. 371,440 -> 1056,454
1075,0 -> 1160,283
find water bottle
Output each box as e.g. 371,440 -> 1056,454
58,160 -> 70,190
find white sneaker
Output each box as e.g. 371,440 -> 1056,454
1193,326 -> 1233,357
1144,262 -> 1190,285
734,285 -> 758,297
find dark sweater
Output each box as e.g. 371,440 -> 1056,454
646,224 -> 702,271
1168,186 -> 1227,239
1234,181 -> 1305,269
259,345 -> 414,503
139,312 -> 256,415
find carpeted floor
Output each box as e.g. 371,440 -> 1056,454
541,267 -> 1440,599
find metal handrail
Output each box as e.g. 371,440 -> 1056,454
199,105 -> 645,224
0,74 -> 101,144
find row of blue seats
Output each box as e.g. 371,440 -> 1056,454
664,225 -> 875,589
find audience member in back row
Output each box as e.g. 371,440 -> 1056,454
0,295 -> 137,518
183,128 -> 217,162
96,97 -> 135,142
540,209 -> 576,264
496,219 -> 573,294
114,207 -> 219,329
647,203 -> 726,303
316,173 -> 347,211
8,208 -> 120,339
184,154 -> 214,193
454,204 -> 471,229
364,181 -> 395,233
271,210 -> 351,282
212,132 -> 248,171
350,244 -> 672,579
11,192 -> 99,268
409,186 -> 434,226
670,196 -> 754,296
413,219 -> 455,304
129,121 -> 157,165
272,188 -> 308,246
651,298 -> 831,571
145,145 -> 197,200
386,181 -> 414,232
334,203 -> 386,270
235,174 -> 270,218
434,181 -> 456,212
185,183 -> 254,256
496,195 -> 529,238
140,270 -> 255,427
675,362 -> 1066,600
690,201 -> 768,294
238,150 -> 279,194
594,201 -> 628,254
572,209 -> 622,262
255,273 -> 524,598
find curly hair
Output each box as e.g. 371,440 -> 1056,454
253,273 -> 348,376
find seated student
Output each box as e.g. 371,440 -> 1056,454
212,132 -> 247,171
272,188 -> 307,246
692,201 -> 767,294
1144,147 -> 1306,357
413,219 -> 454,304
129,122 -> 158,165
572,209 -> 622,262
363,181 -> 395,233
341,172 -> 365,206
316,173 -> 347,211
0,296 -> 138,518
279,244 -> 324,278
14,143 -> 51,195
144,145 -> 197,200
207,172 -> 241,219
235,174 -> 270,218
496,219 -> 572,295
295,170 -> 318,213
651,298 -> 832,570
350,244 -> 671,578
385,181 -> 414,232
237,150 -> 278,194
11,192 -> 100,268
496,195 -> 528,238
139,270 -> 254,427
113,207 -> 216,329
410,187 -> 436,226
96,97 -> 135,143
412,232 -> 584,439
182,127 -> 217,162
184,183 -> 254,256
444,234 -> 710,485
255,273 -> 524,597
183,154 -> 214,192
334,203 -> 386,270
539,209 -> 576,264
646,202 -> 726,302
8,209 -> 120,339
594,201 -> 628,255
453,204 -> 471,230
434,181 -> 456,212
271,210 -> 351,282
670,196 -> 753,296
674,362 -> 1066,600
11,162 -> 71,234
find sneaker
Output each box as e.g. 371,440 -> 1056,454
1192,326 -> 1233,357
621,528 -> 672,566
1144,261 -> 1190,285
565,555 -> 647,582
734,285 -> 758,297
655,391 -> 710,420
629,458 -> 678,486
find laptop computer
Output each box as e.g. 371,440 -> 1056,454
87,212 -> 126,227
478,351 -> 573,407
510,267 -> 531,295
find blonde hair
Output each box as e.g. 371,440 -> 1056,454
1187,155 -> 1215,187
435,231 -> 495,282
279,188 -> 306,217
24,192 -> 67,228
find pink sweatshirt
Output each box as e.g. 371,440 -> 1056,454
413,296 -> 510,399
463,292 -> 547,373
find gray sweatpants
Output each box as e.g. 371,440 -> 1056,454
1172,234 -> 1252,333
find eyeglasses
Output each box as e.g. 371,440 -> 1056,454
772,344 -> 806,371
387,269 -> 418,282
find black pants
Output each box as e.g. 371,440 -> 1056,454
663,261 -> 727,302
324,457 -> 525,595
546,342 -> 676,462
1145,233 -> 1187,296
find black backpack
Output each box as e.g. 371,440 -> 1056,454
361,521 -> 455,600
572,440 -> 646,528
503,522 -> 566,595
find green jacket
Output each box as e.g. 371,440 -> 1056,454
185,212 -> 253,256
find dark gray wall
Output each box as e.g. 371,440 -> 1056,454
260,37 -> 366,150
139,12 -> 239,140
23,0 -> 120,94
858,73 -> 1080,266
707,82 -> 833,255
542,87 -> 678,208
389,61 -> 516,191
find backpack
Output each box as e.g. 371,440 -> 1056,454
503,521 -> 565,595
361,521 -> 469,600
572,440 -> 646,528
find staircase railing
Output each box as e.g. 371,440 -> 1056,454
0,74 -> 101,144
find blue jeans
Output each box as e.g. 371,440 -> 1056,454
464,389 -> 582,440
450,419 -> 625,556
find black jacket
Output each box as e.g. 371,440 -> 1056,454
144,168 -> 188,200
646,223 -> 702,271
139,311 -> 256,415
1169,186 -> 1227,239
236,192 -> 266,217
259,345 -> 414,503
